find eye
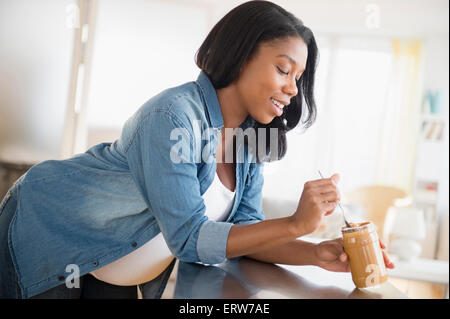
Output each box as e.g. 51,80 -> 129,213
277,65 -> 301,82
276,66 -> 288,75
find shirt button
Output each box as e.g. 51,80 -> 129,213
131,242 -> 137,247
93,261 -> 98,267
58,276 -> 65,281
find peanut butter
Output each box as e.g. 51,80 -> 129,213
342,222 -> 388,288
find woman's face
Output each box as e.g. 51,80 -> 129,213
234,36 -> 308,124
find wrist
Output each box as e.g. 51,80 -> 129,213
292,240 -> 321,266
287,215 -> 306,238
311,242 -> 321,267
287,215 -> 299,238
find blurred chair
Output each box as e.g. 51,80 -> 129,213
343,186 -> 408,242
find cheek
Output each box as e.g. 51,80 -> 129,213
239,81 -> 267,106
260,71 -> 283,93
255,80 -> 279,106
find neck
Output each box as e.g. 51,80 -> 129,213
216,84 -> 249,130
216,84 -> 249,163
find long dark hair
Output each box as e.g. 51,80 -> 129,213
196,0 -> 318,163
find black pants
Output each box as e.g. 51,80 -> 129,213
30,274 -> 138,299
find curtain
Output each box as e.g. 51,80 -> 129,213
375,40 -> 424,194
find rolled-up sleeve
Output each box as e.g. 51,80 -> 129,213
125,110 -> 232,264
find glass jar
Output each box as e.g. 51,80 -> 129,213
342,222 -> 388,288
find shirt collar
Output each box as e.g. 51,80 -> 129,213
196,71 -> 224,129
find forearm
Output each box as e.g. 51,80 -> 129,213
245,239 -> 318,265
226,216 -> 305,259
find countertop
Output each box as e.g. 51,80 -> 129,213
166,257 -> 407,299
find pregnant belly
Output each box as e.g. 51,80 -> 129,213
90,233 -> 174,286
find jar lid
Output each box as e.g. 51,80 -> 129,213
342,221 -> 373,234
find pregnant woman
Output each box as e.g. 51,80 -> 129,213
0,1 -> 393,299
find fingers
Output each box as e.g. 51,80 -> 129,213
379,239 -> 386,249
325,239 -> 346,258
346,262 -> 351,272
382,251 -> 395,268
311,185 -> 338,194
378,239 -> 394,268
304,187 -> 340,204
325,238 -> 391,272
321,201 -> 338,215
305,173 -> 340,188
302,186 -> 340,215
320,190 -> 341,202
330,239 -> 349,268
304,177 -> 341,204
378,238 -> 395,268
330,173 -> 340,185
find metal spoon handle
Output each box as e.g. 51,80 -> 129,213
338,202 -> 352,228
318,170 -> 351,228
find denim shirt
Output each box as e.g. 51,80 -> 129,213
7,71 -> 265,298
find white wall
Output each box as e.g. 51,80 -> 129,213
0,0 -> 75,163
86,0 -> 208,130
422,36 -> 450,217
422,36 -> 449,260
208,0 -> 448,38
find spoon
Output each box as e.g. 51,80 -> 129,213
318,170 -> 352,228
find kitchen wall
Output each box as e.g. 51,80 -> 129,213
0,0 -> 75,163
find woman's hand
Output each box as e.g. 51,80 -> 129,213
290,174 -> 340,236
380,239 -> 395,269
314,238 -> 395,273
314,238 -> 350,272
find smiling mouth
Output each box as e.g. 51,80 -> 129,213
270,98 -> 285,111
270,98 -> 286,116
270,97 -> 286,109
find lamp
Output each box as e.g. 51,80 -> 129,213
388,207 -> 426,261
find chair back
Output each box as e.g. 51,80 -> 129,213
343,185 -> 408,241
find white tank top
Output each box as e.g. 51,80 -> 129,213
90,172 -> 236,286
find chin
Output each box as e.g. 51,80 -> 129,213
252,114 -> 275,125
261,118 -> 275,124
262,115 -> 277,124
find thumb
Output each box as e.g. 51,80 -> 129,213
331,173 -> 340,185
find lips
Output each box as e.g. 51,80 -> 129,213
270,98 -> 285,116
270,97 -> 289,107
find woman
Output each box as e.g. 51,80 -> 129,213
0,0 -> 394,299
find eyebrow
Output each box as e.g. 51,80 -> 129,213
277,54 -> 297,65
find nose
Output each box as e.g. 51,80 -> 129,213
283,78 -> 298,98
